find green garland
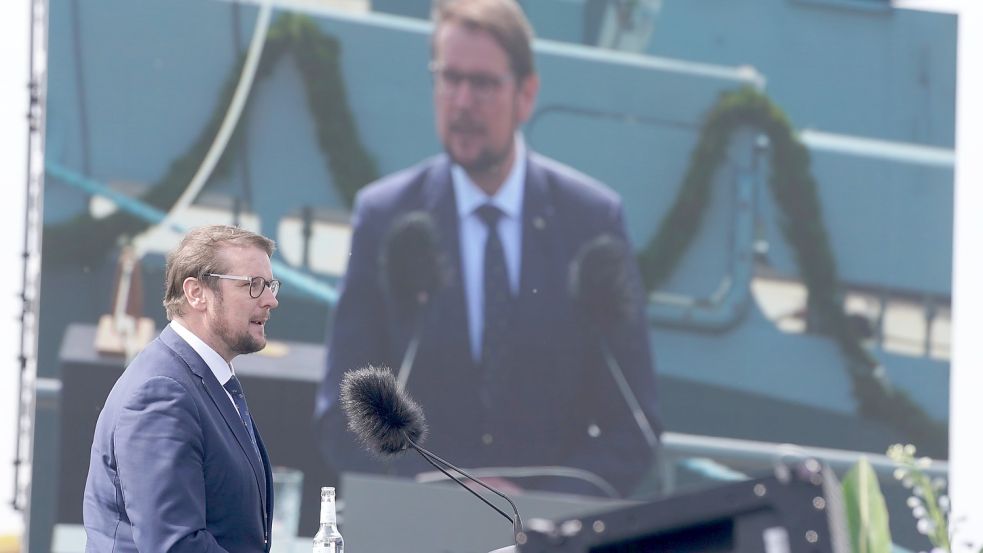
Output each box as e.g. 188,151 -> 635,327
639,87 -> 947,457
44,13 -> 378,265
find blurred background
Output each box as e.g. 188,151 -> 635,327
0,0 -> 980,551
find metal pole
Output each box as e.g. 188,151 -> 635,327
18,0 -> 48,550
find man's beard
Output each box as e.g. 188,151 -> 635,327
445,113 -> 515,176
448,137 -> 512,176
227,329 -> 264,356
212,292 -> 265,355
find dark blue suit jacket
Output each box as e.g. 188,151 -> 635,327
315,152 -> 661,496
83,326 -> 273,552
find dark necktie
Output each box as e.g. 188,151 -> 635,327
224,374 -> 263,462
476,204 -> 514,374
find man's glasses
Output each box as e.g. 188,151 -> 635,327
429,62 -> 513,102
205,273 -> 280,299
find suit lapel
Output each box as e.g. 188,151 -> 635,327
159,327 -> 269,511
516,155 -> 555,333
421,159 -> 475,370
254,424 -> 274,537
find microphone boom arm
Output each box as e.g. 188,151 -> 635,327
403,432 -> 524,542
601,342 -> 660,451
396,329 -> 421,390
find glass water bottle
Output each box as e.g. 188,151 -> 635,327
312,486 -> 344,553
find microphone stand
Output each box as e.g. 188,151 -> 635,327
572,235 -> 660,452
396,328 -> 421,390
397,294 -> 432,390
600,341 -> 660,450
402,432 -> 523,545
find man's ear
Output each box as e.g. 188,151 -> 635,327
183,276 -> 209,312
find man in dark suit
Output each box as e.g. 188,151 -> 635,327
315,0 -> 661,497
84,225 -> 280,552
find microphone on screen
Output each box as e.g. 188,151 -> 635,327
340,366 -> 524,544
569,234 -> 636,332
569,234 -> 661,450
378,211 -> 445,389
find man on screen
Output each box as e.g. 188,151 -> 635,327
316,0 -> 661,497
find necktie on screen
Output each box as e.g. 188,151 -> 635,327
476,204 -> 514,374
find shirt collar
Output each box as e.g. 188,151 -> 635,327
452,132 -> 527,220
169,320 -> 234,385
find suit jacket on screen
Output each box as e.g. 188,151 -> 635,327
315,152 -> 662,496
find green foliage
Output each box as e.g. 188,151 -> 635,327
842,457 -> 893,553
267,13 -> 378,208
638,86 -> 947,456
43,58 -> 247,266
44,13 -> 378,266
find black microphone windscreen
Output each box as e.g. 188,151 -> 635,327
380,211 -> 443,314
570,234 -> 635,330
340,366 -> 428,457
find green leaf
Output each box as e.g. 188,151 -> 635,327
842,457 -> 892,553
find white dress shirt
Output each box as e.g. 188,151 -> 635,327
452,134 -> 527,362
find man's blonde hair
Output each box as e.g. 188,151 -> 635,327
162,225 -> 276,320
432,0 -> 536,82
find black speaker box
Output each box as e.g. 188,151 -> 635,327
517,461 -> 848,553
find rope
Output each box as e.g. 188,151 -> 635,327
152,2 -> 273,242
45,161 -> 339,305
